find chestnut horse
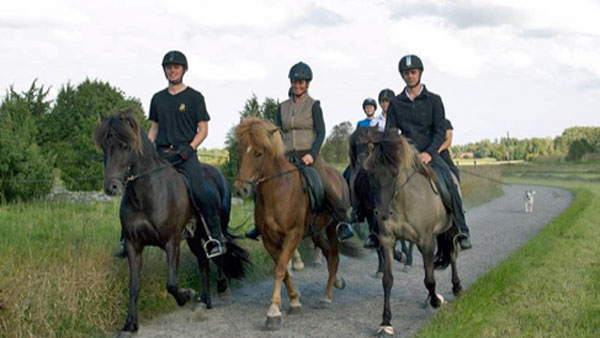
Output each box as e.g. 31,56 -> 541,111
233,117 -> 364,331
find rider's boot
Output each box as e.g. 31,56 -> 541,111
245,226 -> 260,240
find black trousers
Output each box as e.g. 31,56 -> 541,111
158,149 -> 223,239
429,153 -> 469,235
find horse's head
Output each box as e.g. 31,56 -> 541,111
93,111 -> 143,196
350,127 -> 377,170
365,132 -> 420,221
233,117 -> 284,198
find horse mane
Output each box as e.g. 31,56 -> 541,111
93,111 -> 144,155
350,126 -> 382,168
370,132 -> 427,175
235,117 -> 284,157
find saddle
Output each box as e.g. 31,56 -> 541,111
427,165 -> 453,212
286,154 -> 325,215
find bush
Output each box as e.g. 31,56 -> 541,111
0,85 -> 54,203
41,79 -> 146,191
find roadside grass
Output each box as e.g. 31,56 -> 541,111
0,163 -> 502,337
418,164 -> 600,337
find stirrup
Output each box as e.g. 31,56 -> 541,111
202,237 -> 225,258
335,222 -> 353,242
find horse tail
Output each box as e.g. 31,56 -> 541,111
222,239 -> 250,279
339,239 -> 367,258
434,226 -> 458,270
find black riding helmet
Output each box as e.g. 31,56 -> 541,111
162,50 -> 188,70
378,89 -> 395,102
362,98 -> 377,110
398,54 -> 423,74
289,62 -> 313,81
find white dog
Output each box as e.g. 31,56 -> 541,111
524,190 -> 536,213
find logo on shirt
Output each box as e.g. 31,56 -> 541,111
178,103 -> 186,112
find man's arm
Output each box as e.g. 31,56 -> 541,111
438,129 -> 453,152
190,121 -> 208,149
148,121 -> 159,143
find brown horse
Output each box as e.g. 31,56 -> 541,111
233,117 -> 364,331
364,131 -> 461,337
94,112 -> 249,337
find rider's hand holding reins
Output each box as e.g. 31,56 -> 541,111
420,152 -> 432,164
178,145 -> 195,161
301,154 -> 314,165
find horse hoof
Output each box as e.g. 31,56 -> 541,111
313,259 -> 323,267
376,326 -> 394,337
265,315 -> 281,330
116,331 -> 134,338
287,305 -> 302,315
218,287 -> 231,301
453,285 -> 462,296
334,277 -> 346,290
374,271 -> 384,279
292,261 -> 305,271
317,298 -> 332,309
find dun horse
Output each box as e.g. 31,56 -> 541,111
233,117 -> 364,331
94,112 -> 249,336
364,131 -> 461,337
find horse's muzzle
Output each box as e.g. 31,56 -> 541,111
233,181 -> 253,199
104,178 -> 124,196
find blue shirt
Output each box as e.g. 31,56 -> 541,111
357,118 -> 372,127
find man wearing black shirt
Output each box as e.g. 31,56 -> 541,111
115,50 -> 224,258
384,55 -> 472,250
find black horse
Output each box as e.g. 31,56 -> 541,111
94,112 -> 249,337
347,127 -> 411,277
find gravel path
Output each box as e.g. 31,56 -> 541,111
136,184 -> 572,338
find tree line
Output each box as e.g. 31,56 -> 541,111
1,79 -> 597,203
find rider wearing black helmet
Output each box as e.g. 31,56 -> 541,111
115,50 -> 225,258
246,62 -> 355,242
370,88 -> 395,132
384,54 -> 472,250
357,98 -> 377,127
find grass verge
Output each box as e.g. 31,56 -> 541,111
418,170 -> 600,337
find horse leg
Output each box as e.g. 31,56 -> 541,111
188,239 -> 212,309
422,241 -> 445,308
313,241 -> 324,266
320,223 -> 341,307
262,236 -> 301,330
120,241 -> 142,335
450,244 -> 462,296
215,255 -> 230,300
165,240 -> 195,307
292,248 -> 305,271
375,247 -> 384,279
377,239 -> 395,337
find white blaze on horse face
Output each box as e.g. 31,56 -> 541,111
246,145 -> 252,154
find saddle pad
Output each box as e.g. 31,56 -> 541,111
286,154 -> 326,214
429,165 -> 453,212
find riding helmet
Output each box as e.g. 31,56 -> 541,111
362,98 -> 377,110
288,62 -> 313,81
398,54 -> 423,74
162,50 -> 188,70
378,89 -> 395,102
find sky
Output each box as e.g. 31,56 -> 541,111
1,0 -> 599,149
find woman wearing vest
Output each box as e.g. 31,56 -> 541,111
245,62 -> 354,242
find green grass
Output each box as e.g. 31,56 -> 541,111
0,163 -> 503,337
418,164 -> 600,338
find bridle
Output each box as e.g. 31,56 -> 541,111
235,150 -> 299,190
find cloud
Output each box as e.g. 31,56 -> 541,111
291,3 -> 346,28
389,1 -> 522,29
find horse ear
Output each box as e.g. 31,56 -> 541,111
268,127 -> 279,135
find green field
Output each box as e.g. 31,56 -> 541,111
0,166 -> 501,337
418,162 -> 600,337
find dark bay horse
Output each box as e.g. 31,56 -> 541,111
348,127 -> 413,277
233,117 -> 364,331
94,112 -> 249,337
364,131 -> 461,337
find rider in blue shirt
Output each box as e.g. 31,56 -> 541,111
357,98 -> 377,127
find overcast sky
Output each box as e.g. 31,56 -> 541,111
1,0 -> 599,149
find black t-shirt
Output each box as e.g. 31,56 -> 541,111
149,87 -> 210,147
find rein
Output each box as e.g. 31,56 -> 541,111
124,154 -> 173,183
391,169 -> 417,199
235,167 -> 299,187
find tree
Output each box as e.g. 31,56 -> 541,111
42,79 -> 146,191
566,139 -> 594,162
321,121 -> 353,164
0,84 -> 54,202
222,94 -> 278,183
